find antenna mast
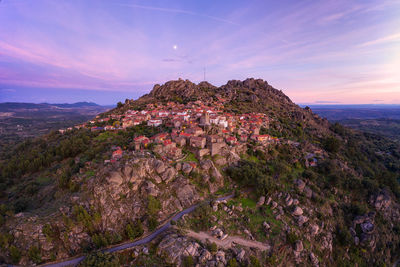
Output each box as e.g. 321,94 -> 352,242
203,66 -> 206,81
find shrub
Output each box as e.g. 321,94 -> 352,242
9,245 -> 21,264
42,224 -> 58,242
91,233 -> 108,248
324,136 -> 341,153
0,232 -> 12,248
208,242 -> 218,253
79,251 -> 119,267
227,258 -> 239,267
28,246 -> 42,264
147,196 -> 161,215
14,198 -> 29,213
148,216 -> 159,231
286,232 -> 298,245
125,220 -> 143,240
250,255 -> 261,267
335,224 -> 352,246
72,205 -> 99,233
183,255 -> 194,267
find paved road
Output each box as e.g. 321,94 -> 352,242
39,193 -> 234,267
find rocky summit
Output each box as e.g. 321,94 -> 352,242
0,78 -> 399,266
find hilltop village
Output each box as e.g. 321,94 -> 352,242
60,100 -> 285,163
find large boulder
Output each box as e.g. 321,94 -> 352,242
162,167 -> 176,184
199,249 -> 212,263
200,159 -> 213,170
182,163 -> 193,174
142,181 -> 159,196
303,186 -> 313,198
294,240 -> 303,252
292,206 -> 303,216
371,190 -> 391,210
297,215 -> 309,226
236,248 -> 246,263
154,160 -> 166,174
176,184 -> 199,207
257,196 -> 266,206
361,222 -> 374,234
294,179 -> 306,192
215,250 -> 226,265
108,171 -> 124,186
157,233 -> 201,265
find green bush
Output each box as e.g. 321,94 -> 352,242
28,245 -> 42,264
183,255 -> 194,267
286,232 -> 298,245
148,216 -> 159,231
250,255 -> 261,267
227,258 -> 239,267
72,205 -> 101,233
42,223 -> 59,242
91,233 -> 108,248
324,136 -> 341,153
79,251 -> 119,267
147,196 -> 161,215
208,242 -> 217,253
9,245 -> 21,264
125,220 -> 144,240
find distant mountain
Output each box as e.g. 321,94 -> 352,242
306,104 -> 400,120
45,101 -> 101,108
0,101 -> 102,111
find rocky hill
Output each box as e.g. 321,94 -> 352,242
0,78 -> 399,266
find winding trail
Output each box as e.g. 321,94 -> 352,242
185,230 -> 270,251
39,193 -> 234,267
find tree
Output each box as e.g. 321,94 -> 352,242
147,195 -> 161,215
117,102 -> 123,108
148,216 -> 158,231
125,220 -> 143,240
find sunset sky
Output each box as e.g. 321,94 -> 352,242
1,0 -> 400,105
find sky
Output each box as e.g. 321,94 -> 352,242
0,0 -> 400,105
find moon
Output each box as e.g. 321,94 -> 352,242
173,45 -> 178,50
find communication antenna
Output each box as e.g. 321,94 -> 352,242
203,66 -> 206,81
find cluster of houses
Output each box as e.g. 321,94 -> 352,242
60,100 -> 284,162
118,102 -> 281,160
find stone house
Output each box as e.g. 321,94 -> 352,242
207,135 -> 224,144
190,136 -> 206,149
197,148 -> 210,158
175,136 -> 186,147
208,142 -> 225,156
185,127 -> 204,136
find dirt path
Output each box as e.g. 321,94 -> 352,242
185,229 -> 271,251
